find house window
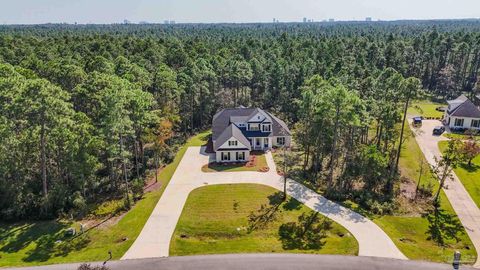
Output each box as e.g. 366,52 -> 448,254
277,137 -> 285,145
454,118 -> 464,127
262,124 -> 271,132
238,123 -> 245,127
221,152 -> 230,161
472,120 -> 480,128
228,140 -> 238,146
236,152 -> 245,161
249,124 -> 260,131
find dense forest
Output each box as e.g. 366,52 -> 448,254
1,20 -> 480,220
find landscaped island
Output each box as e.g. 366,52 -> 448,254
170,184 -> 358,256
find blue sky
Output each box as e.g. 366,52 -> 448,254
1,0 -> 479,24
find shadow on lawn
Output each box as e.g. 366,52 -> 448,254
278,212 -> 331,250
247,192 -> 284,232
459,163 -> 480,173
0,221 -> 90,263
425,207 -> 464,246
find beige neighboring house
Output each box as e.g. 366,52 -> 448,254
444,94 -> 480,131
212,107 -> 292,162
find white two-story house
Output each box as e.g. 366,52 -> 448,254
444,94 -> 480,130
212,107 -> 292,162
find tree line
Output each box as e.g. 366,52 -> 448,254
0,21 -> 480,220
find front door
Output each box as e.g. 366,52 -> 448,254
264,138 -> 268,148
255,138 -> 260,149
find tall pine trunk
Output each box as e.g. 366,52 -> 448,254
329,105 -> 340,185
120,134 -> 131,209
40,119 -> 48,197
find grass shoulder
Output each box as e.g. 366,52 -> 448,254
0,131 -> 211,267
377,127 -> 476,263
170,184 -> 358,256
438,140 -> 480,209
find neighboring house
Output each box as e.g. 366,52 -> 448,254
444,94 -> 480,130
212,107 -> 292,162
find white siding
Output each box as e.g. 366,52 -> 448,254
218,136 -> 249,149
215,150 -> 250,163
248,112 -> 267,123
272,136 -> 291,147
446,114 -> 480,130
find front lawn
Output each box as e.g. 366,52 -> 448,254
170,184 -> 358,256
407,101 -> 445,119
202,151 -> 268,172
438,140 -> 480,209
0,131 -> 211,267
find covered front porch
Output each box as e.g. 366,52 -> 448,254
249,137 -> 272,150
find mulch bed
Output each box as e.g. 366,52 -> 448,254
206,153 -> 269,172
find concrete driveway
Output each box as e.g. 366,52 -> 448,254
121,147 -> 406,261
410,119 -> 480,267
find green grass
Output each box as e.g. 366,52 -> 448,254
444,133 -> 480,140
371,127 -> 476,263
202,151 -> 268,172
170,184 -> 358,256
407,101 -> 445,119
439,141 -> 480,209
0,130 -> 211,267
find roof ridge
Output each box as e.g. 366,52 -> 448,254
449,97 -> 480,118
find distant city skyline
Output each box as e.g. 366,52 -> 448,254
1,0 -> 479,25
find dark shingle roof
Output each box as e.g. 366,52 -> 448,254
212,107 -> 291,145
212,108 -> 256,141
213,124 -> 252,151
447,94 -> 469,113
268,112 -> 292,136
448,98 -> 480,118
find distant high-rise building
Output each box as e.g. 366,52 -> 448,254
170,20 -> 176,24
366,17 -> 372,22
123,19 -> 130,24
328,18 -> 335,22
273,18 -> 276,23
303,17 -> 307,23
164,20 -> 169,24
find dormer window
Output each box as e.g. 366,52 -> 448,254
228,140 -> 238,146
248,123 -> 260,131
262,124 -> 271,132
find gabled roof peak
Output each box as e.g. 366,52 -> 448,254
213,124 -> 251,151
447,95 -> 480,118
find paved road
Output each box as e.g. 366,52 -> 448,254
409,119 -> 480,267
121,147 -> 406,260
4,254 -> 470,270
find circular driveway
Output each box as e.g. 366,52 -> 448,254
121,147 -> 406,260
